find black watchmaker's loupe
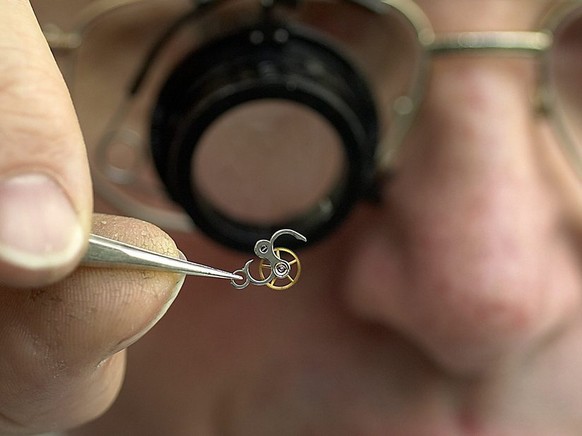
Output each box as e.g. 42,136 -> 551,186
150,19 -> 379,251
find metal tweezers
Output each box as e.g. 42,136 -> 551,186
82,233 -> 241,281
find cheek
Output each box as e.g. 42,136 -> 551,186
536,120 -> 582,235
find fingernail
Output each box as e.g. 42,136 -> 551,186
0,173 -> 84,269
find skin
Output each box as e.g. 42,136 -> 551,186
2,0 -> 582,434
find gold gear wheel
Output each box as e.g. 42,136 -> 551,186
259,247 -> 301,290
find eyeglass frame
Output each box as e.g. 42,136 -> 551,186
370,0 -> 582,180
41,0 -> 582,236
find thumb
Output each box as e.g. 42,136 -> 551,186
0,0 -> 92,287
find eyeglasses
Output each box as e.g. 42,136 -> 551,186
42,0 -> 582,250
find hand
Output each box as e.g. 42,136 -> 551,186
0,3 -> 184,434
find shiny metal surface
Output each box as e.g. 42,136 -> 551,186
83,233 -> 242,280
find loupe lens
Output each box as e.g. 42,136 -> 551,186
193,100 -> 345,225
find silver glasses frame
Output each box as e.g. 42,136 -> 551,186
374,0 -> 582,178
42,0 -> 582,227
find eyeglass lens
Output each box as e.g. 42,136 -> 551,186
56,0 -> 582,232
547,5 -> 582,167
65,0 -> 421,228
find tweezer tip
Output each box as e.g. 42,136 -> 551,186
207,270 -> 242,281
180,261 -> 242,281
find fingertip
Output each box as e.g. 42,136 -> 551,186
104,273 -> 185,357
91,213 -> 181,258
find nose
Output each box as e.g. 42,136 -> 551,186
342,57 -> 582,374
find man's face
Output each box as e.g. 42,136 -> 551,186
34,0 -> 582,434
